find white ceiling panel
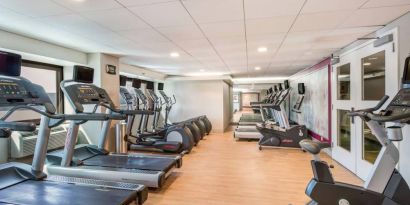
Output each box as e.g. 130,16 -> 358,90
0,7 -> 28,23
340,6 -> 410,28
129,1 -> 193,27
182,0 -> 243,23
200,21 -> 244,38
245,0 -> 305,19
81,8 -> 149,31
0,0 -> 71,17
117,28 -> 169,44
157,25 -> 204,42
246,16 -> 294,36
363,0 -> 410,8
292,11 -> 351,32
38,14 -> 111,37
52,0 -> 122,12
301,0 -> 367,14
117,0 -> 178,7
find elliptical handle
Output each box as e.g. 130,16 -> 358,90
0,121 -> 36,132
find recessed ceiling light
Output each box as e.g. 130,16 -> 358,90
257,47 -> 268,53
369,57 -> 378,60
170,52 -> 180,58
254,66 -> 261,70
363,62 -> 371,66
200,69 -> 205,72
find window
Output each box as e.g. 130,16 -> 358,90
362,122 -> 382,163
338,109 -> 351,151
22,60 -> 64,113
337,63 -> 351,100
362,51 -> 386,101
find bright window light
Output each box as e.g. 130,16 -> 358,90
254,66 -> 261,70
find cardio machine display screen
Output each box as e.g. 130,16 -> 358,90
404,57 -> 410,84
73,65 -> 94,83
0,51 -> 21,77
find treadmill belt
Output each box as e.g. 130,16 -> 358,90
236,128 -> 258,132
0,180 -> 135,205
84,155 -> 175,172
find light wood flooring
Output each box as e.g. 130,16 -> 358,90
145,129 -> 362,205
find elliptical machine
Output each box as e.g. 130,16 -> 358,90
120,77 -> 194,153
257,81 -> 310,149
299,57 -> 410,205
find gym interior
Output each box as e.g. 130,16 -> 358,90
0,1 -> 409,205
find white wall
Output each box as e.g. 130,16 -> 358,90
164,80 -> 227,133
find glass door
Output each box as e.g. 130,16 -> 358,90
332,55 -> 357,172
331,29 -> 398,179
354,35 -> 398,179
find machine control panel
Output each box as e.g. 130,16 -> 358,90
0,78 -> 55,113
63,83 -> 115,113
384,88 -> 410,123
120,87 -> 134,104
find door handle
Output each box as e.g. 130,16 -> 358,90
351,107 -> 355,124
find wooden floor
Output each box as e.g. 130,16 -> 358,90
145,129 -> 362,205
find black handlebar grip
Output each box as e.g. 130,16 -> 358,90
0,121 -> 36,132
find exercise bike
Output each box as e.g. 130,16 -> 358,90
300,93 -> 410,205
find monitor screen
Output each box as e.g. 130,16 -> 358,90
278,84 -> 283,91
73,65 -> 94,83
146,81 -> 154,90
274,85 -> 278,92
268,87 -> 273,94
119,75 -> 127,86
403,56 -> 410,85
158,83 -> 164,91
0,51 -> 21,76
132,79 -> 141,89
298,83 -> 305,95
284,80 -> 289,89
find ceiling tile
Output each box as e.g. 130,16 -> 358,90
117,28 -> 169,44
245,0 -> 305,19
157,25 -> 204,42
38,14 -> 111,36
117,0 -> 178,7
0,0 -> 72,17
301,0 -> 367,14
200,21 -> 244,38
362,0 -> 410,8
53,0 -> 122,12
246,16 -> 294,36
340,6 -> 410,28
81,8 -> 149,31
182,0 -> 243,23
292,11 -> 351,32
129,1 -> 194,27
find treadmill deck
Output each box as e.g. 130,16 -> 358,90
0,180 -> 138,205
83,155 -> 176,173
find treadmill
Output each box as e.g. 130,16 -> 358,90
234,83 -> 287,140
45,65 -> 181,188
0,51 -> 147,205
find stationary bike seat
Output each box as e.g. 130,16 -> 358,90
299,139 -> 330,155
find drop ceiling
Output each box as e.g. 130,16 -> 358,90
0,0 -> 409,77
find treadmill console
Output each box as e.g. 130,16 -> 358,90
120,87 -> 134,104
384,88 -> 410,123
0,77 -> 55,113
63,84 -> 115,113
